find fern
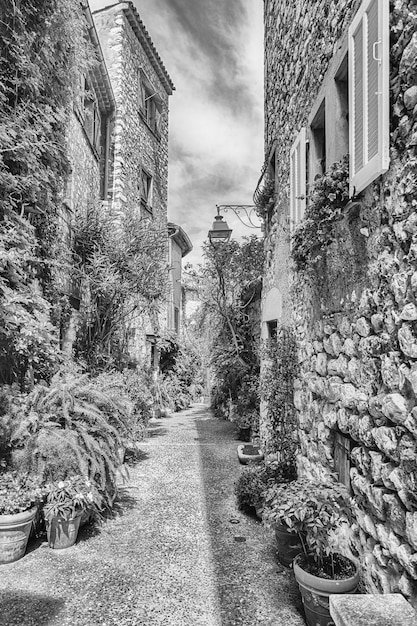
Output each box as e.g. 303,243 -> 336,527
9,369 -> 129,506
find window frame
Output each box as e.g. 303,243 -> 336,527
348,0 -> 390,197
138,69 -> 163,137
289,127 -> 307,233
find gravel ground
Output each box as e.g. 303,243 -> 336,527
0,404 -> 305,626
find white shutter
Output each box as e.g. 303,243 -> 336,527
349,0 -> 389,196
290,127 -> 306,232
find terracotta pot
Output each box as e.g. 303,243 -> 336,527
238,426 -> 251,442
0,507 -> 37,564
274,523 -> 303,567
46,513 -> 82,549
293,553 -> 360,626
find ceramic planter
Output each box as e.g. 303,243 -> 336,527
237,444 -> 264,464
46,513 -> 82,549
293,553 -> 360,626
237,426 -> 251,442
275,523 -> 303,567
0,507 -> 37,564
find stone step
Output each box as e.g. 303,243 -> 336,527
329,593 -> 417,626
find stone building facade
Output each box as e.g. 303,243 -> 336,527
90,0 -> 174,227
90,0 -> 175,363
60,2 -> 115,351
261,0 -> 417,603
168,222 -> 192,334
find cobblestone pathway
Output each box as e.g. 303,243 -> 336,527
0,404 -> 305,626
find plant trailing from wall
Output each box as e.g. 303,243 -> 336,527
254,176 -> 276,222
260,326 -> 298,457
0,210 -> 60,388
0,0 -> 96,382
291,155 -> 350,272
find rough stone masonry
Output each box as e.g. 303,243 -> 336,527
263,0 -> 417,605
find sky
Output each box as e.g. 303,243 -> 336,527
133,0 -> 265,267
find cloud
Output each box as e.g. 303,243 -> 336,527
133,0 -> 264,266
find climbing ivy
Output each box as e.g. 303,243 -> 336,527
260,326 -> 298,457
291,155 -> 350,272
0,0 -> 94,384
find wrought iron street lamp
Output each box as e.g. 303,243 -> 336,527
208,208 -> 233,245
207,204 -> 261,245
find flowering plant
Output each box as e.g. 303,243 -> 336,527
43,475 -> 103,521
0,471 -> 45,515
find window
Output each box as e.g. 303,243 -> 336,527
267,320 -> 278,340
138,70 -> 163,136
140,168 -> 153,212
174,307 -> 180,334
77,75 -> 101,155
348,0 -> 389,196
334,432 -> 354,491
334,55 -> 349,161
309,100 -> 326,185
289,127 -> 306,232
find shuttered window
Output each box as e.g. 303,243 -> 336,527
289,127 -> 306,232
348,0 -> 389,196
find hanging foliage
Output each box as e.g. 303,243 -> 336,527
0,0 -> 95,384
260,325 -> 299,457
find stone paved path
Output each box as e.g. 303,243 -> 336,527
0,404 -> 305,625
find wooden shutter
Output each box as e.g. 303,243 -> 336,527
289,127 -> 306,232
349,0 -> 389,196
138,70 -> 145,111
93,103 -> 101,152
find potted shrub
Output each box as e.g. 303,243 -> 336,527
0,471 -> 45,563
263,478 -> 359,626
235,458 -> 297,520
233,407 -> 258,442
235,464 -> 267,518
44,475 -> 103,549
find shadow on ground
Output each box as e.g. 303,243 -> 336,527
0,591 -> 64,625
193,406 -> 304,626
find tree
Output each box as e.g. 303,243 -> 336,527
73,205 -> 169,370
196,235 -> 264,414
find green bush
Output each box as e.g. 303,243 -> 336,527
235,458 -> 297,513
9,368 -> 127,507
235,464 -> 267,511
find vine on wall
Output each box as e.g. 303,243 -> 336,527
0,0 -> 94,386
260,326 -> 298,457
291,154 -> 350,272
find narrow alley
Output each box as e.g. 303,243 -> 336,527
0,405 -> 304,626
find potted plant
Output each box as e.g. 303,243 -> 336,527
0,471 -> 45,563
44,475 -> 103,549
263,478 -> 359,626
235,464 -> 267,518
232,406 -> 258,442
236,457 -> 297,520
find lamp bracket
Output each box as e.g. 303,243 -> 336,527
216,205 -> 261,229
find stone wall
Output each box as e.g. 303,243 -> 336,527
93,4 -> 170,229
264,0 -> 417,604
66,112 -> 102,214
